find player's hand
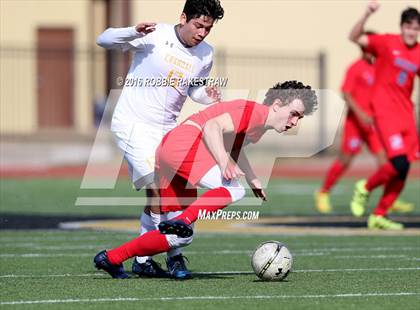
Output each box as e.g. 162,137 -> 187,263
135,22 -> 156,35
221,159 -> 245,180
247,178 -> 267,201
205,86 -> 222,103
366,0 -> 380,15
356,110 -> 374,127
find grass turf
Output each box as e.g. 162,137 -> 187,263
1,177 -> 419,216
0,230 -> 419,309
0,177 -> 419,309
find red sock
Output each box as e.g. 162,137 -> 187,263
175,187 -> 232,225
365,162 -> 398,192
373,177 -> 405,216
107,230 -> 170,265
321,160 -> 347,192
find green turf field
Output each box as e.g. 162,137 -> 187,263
0,230 -> 419,309
1,177 -> 419,216
0,177 -> 419,309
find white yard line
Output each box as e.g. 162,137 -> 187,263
0,253 -> 93,258
1,267 -> 419,279
0,244 -> 111,250
196,267 -> 420,274
0,250 -> 417,258
0,273 -> 105,278
1,292 -> 418,305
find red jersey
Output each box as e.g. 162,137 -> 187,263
341,58 -> 375,115
366,34 -> 420,118
188,99 -> 269,145
157,100 -> 269,187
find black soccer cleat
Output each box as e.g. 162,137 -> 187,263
167,254 -> 193,280
132,258 -> 169,278
93,250 -> 129,279
158,219 -> 193,238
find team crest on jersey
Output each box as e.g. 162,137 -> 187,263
389,134 -> 404,150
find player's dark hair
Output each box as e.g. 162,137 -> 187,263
263,80 -> 318,115
400,7 -> 420,25
183,0 -> 224,22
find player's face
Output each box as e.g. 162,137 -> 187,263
273,99 -> 305,133
179,14 -> 214,46
400,20 -> 419,47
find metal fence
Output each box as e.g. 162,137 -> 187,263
0,46 -> 326,135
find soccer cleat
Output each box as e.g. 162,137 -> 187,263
367,214 -> 404,230
166,254 -> 193,280
93,250 -> 129,279
314,191 -> 332,214
389,199 -> 414,214
158,219 -> 193,238
350,179 -> 369,217
132,258 -> 168,278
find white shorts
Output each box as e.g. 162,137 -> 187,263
112,122 -> 170,190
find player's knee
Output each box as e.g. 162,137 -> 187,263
390,155 -> 410,180
225,184 -> 246,203
165,234 -> 194,249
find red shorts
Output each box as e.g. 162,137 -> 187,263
155,124 -> 217,212
374,113 -> 419,162
341,113 -> 383,155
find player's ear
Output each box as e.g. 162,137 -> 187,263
272,98 -> 282,112
180,13 -> 187,26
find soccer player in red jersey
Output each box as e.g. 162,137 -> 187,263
93,81 -> 318,278
315,47 -> 386,213
349,1 -> 419,229
315,44 -> 413,214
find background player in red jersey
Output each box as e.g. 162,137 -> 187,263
349,1 -> 419,229
315,43 -> 413,214
93,81 -> 318,278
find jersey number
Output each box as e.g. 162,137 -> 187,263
397,71 -> 408,86
167,69 -> 184,90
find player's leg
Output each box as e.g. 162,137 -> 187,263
95,173 -> 197,279
369,130 -> 414,229
350,119 -> 400,217
316,116 -> 359,213
368,176 -> 405,230
112,123 -> 168,276
316,152 -> 354,213
158,172 -> 197,279
94,125 -> 201,279
93,166 -> 243,279
131,185 -> 168,277
165,210 -> 195,280
367,155 -> 408,230
372,127 -> 415,214
365,120 -> 416,229
159,165 -> 245,235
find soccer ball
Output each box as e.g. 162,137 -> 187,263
251,241 -> 293,281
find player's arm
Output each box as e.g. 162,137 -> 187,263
236,151 -> 267,201
96,22 -> 156,51
188,85 -> 221,105
342,92 -> 373,126
349,0 -> 379,47
202,113 -> 244,180
188,60 -> 221,105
